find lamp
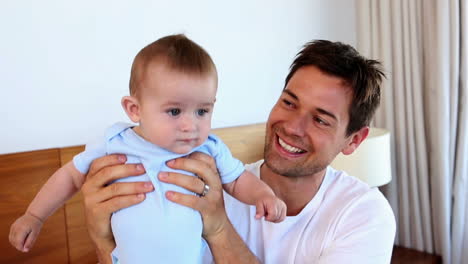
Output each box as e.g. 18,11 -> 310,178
331,127 -> 392,187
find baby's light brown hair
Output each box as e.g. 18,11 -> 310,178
129,34 -> 217,97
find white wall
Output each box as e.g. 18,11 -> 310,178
0,0 -> 356,154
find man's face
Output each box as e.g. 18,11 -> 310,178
264,65 -> 356,177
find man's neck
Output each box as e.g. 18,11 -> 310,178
260,163 -> 326,216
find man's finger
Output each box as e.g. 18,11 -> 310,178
100,193 -> 147,214
103,181 -> 153,202
86,181 -> 153,207
166,157 -> 218,186
87,154 -> 127,178
165,191 -> 202,212
187,152 -> 217,171
87,163 -> 146,189
158,172 -> 204,195
87,194 -> 147,223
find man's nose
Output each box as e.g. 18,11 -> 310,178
179,114 -> 197,132
283,114 -> 307,137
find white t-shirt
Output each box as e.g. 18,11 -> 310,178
203,160 -> 396,264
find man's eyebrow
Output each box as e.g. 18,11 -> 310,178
283,89 -> 298,100
317,108 -> 337,121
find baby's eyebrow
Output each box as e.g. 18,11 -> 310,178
161,101 -> 183,107
199,102 -> 214,107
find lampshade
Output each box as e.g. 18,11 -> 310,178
331,127 -> 392,187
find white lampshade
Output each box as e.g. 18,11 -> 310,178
331,127 -> 392,187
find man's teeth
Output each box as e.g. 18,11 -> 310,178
278,137 -> 304,153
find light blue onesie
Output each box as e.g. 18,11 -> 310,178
73,122 -> 245,264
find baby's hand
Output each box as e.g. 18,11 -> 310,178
255,195 -> 287,223
9,212 -> 44,252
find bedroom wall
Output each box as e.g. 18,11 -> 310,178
0,0 -> 356,155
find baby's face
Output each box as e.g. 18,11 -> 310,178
135,63 -> 217,154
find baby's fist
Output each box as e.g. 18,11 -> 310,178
255,196 -> 287,223
9,212 -> 43,252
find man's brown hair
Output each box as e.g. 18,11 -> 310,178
129,34 -> 217,96
285,40 -> 384,136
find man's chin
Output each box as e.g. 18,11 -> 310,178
264,155 -> 297,177
264,153 -> 325,178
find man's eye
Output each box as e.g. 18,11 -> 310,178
197,109 -> 209,116
168,108 -> 181,116
314,117 -> 329,126
282,99 -> 294,108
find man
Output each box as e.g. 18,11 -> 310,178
82,40 -> 396,263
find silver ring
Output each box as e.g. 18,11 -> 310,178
200,183 -> 210,197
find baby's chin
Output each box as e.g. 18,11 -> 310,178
170,148 -> 193,155
168,141 -> 203,155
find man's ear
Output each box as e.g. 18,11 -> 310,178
341,126 -> 370,155
121,96 -> 141,123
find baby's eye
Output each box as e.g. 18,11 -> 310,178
167,108 -> 181,116
197,109 -> 209,116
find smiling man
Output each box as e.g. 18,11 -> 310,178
82,40 -> 396,264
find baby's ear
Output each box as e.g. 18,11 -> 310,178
121,96 -> 141,123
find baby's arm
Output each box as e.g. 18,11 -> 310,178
223,170 -> 286,223
9,161 -> 84,252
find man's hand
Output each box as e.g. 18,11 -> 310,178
158,152 -> 229,240
80,154 -> 153,263
159,152 -> 259,263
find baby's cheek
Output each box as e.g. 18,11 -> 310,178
197,138 -> 206,146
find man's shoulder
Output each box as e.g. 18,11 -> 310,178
323,166 -> 395,229
323,167 -> 394,220
314,168 -> 396,263
325,166 -> 380,200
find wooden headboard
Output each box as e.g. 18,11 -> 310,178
0,123 -> 266,264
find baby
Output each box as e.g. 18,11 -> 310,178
9,34 -> 286,263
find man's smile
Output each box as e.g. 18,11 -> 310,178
276,135 -> 307,155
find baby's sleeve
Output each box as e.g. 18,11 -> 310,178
210,135 -> 245,184
73,135 -> 107,175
